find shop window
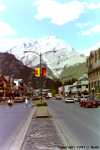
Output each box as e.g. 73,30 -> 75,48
86,85 -> 88,88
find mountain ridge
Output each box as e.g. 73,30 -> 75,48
6,36 -> 86,76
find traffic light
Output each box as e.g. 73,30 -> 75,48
34,67 -> 40,77
42,67 -> 47,77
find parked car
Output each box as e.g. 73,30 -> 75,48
96,99 -> 100,107
45,92 -> 52,99
80,96 -> 98,108
32,95 -> 40,101
55,94 -> 62,100
64,97 -> 74,103
14,96 -> 25,103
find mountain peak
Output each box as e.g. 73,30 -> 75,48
4,36 -> 86,76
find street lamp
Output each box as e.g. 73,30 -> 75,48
24,50 -> 56,103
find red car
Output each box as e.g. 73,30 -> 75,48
96,100 -> 100,106
80,97 -> 98,108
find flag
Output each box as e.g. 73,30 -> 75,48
42,67 -> 46,77
34,67 -> 40,77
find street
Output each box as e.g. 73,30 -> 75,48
0,102 -> 33,150
48,99 -> 100,149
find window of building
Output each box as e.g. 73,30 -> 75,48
86,85 -> 88,88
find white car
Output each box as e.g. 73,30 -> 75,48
64,97 -> 74,103
47,92 -> 52,98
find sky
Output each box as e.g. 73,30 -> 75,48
0,0 -> 100,55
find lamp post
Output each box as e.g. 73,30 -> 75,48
24,50 -> 56,103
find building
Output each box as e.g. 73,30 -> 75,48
13,79 -> 27,96
63,74 -> 89,96
87,48 -> 100,96
0,75 -> 27,100
78,74 -> 89,94
0,74 -> 12,97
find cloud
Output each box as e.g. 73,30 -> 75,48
33,0 -> 100,26
85,2 -> 100,10
33,0 -> 86,25
81,25 -> 100,36
0,3 -> 6,11
0,22 -> 16,37
76,22 -> 91,29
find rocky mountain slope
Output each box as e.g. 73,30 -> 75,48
0,52 -> 32,82
0,52 -> 57,89
60,62 -> 88,80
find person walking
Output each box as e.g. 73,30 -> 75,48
25,97 -> 28,105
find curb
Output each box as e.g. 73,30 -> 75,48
8,107 -> 37,150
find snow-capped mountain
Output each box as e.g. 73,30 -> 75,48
6,36 -> 86,76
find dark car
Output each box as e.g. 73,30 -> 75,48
96,100 -> 100,106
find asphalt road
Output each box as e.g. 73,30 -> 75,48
0,102 -> 33,150
48,100 -> 100,149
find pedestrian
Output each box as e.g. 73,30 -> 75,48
7,92 -> 13,106
7,99 -> 13,106
25,97 -> 28,105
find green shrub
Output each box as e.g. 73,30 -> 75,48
96,94 -> 100,99
26,91 -> 33,97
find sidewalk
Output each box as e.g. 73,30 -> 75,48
21,113 -> 66,150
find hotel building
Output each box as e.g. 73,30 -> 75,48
87,48 -> 100,95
